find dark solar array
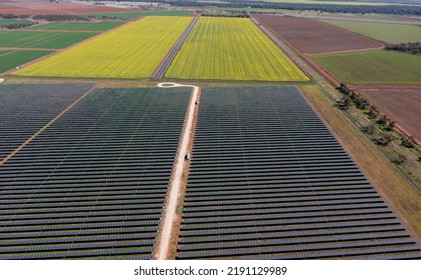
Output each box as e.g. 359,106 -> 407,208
177,86 -> 421,260
0,83 -> 94,160
0,87 -> 191,259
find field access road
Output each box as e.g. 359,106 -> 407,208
155,82 -> 200,260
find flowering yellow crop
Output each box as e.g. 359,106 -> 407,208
15,16 -> 193,79
166,17 -> 309,82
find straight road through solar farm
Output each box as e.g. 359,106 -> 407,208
0,87 -> 191,259
177,86 -> 421,260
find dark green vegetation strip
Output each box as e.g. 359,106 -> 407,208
0,87 -> 191,260
177,86 -> 421,260
0,50 -> 52,73
313,50 -> 421,85
0,19 -> 33,26
0,30 -> 98,49
79,10 -> 192,19
27,21 -> 125,31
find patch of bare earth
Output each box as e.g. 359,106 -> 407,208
253,14 -> 383,54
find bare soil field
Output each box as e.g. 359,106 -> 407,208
0,0 -> 131,15
360,87 -> 421,141
253,15 -> 383,54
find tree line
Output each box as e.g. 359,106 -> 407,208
336,83 -> 415,148
385,41 -> 421,55
1,22 -> 34,29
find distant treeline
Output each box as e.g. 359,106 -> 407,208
1,23 -> 33,29
104,0 -> 421,16
0,13 -> 30,19
33,14 -> 90,21
385,41 -> 421,55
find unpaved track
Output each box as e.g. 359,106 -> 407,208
155,82 -> 200,260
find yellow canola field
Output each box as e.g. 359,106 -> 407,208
15,16 -> 193,79
166,17 -> 309,82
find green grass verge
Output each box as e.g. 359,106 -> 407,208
27,21 -> 124,31
321,19 -> 421,44
79,10 -> 192,19
0,30 -> 98,49
313,50 -> 421,85
0,50 -> 52,73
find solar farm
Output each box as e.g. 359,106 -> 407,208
1,0 -> 421,263
0,87 -> 191,259
177,87 -> 421,259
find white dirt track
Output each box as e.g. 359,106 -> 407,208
156,82 -> 199,260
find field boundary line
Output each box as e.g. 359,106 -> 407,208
309,46 -> 384,56
0,85 -> 96,166
154,82 -> 200,260
151,16 -> 198,80
314,18 -> 386,47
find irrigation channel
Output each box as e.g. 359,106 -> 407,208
152,17 -> 199,80
155,82 -> 201,260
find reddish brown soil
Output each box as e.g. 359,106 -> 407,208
0,0 -> 132,15
254,15 -> 383,54
360,88 -> 421,141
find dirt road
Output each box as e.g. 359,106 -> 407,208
155,82 -> 200,260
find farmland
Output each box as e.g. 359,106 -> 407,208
79,10 -> 193,19
0,19 -> 33,26
0,87 -> 191,260
360,88 -> 421,141
27,21 -> 124,31
15,16 -> 194,79
321,20 -> 421,44
0,30 -> 98,49
0,0 -> 132,15
312,50 -> 421,85
254,15 -> 383,54
166,17 -> 308,82
178,86 -> 421,260
0,50 -> 52,73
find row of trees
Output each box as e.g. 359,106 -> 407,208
127,0 -> 421,16
385,42 -> 421,55
33,14 -> 90,21
336,83 -> 415,148
1,23 -> 34,29
0,14 -> 30,19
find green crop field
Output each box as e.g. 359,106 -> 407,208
321,20 -> 421,44
0,19 -> 33,26
0,50 -> 52,73
0,30 -> 98,49
166,17 -> 308,82
80,10 -> 192,19
313,50 -> 421,85
15,16 -> 193,79
27,21 -> 124,31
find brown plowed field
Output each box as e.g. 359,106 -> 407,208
254,15 -> 383,54
360,88 -> 421,141
0,0 -> 131,15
